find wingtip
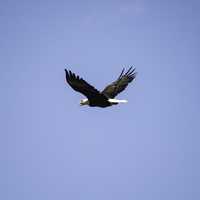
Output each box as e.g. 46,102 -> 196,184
65,69 -> 70,76
118,68 -> 125,79
127,66 -> 137,76
125,66 -> 135,75
131,71 -> 138,80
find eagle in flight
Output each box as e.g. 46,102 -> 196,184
65,67 -> 137,108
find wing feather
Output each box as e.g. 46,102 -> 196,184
102,67 -> 137,98
65,69 -> 101,99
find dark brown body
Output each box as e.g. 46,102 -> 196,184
89,97 -> 117,108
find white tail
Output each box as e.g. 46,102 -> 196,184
108,99 -> 128,104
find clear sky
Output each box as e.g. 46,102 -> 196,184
1,0 -> 200,199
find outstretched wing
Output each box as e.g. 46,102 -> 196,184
102,67 -> 137,98
65,69 -> 101,99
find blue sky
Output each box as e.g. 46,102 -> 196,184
1,0 -> 200,199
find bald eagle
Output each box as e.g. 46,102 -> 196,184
65,67 -> 137,108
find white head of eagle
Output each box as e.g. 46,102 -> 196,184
65,67 -> 137,108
